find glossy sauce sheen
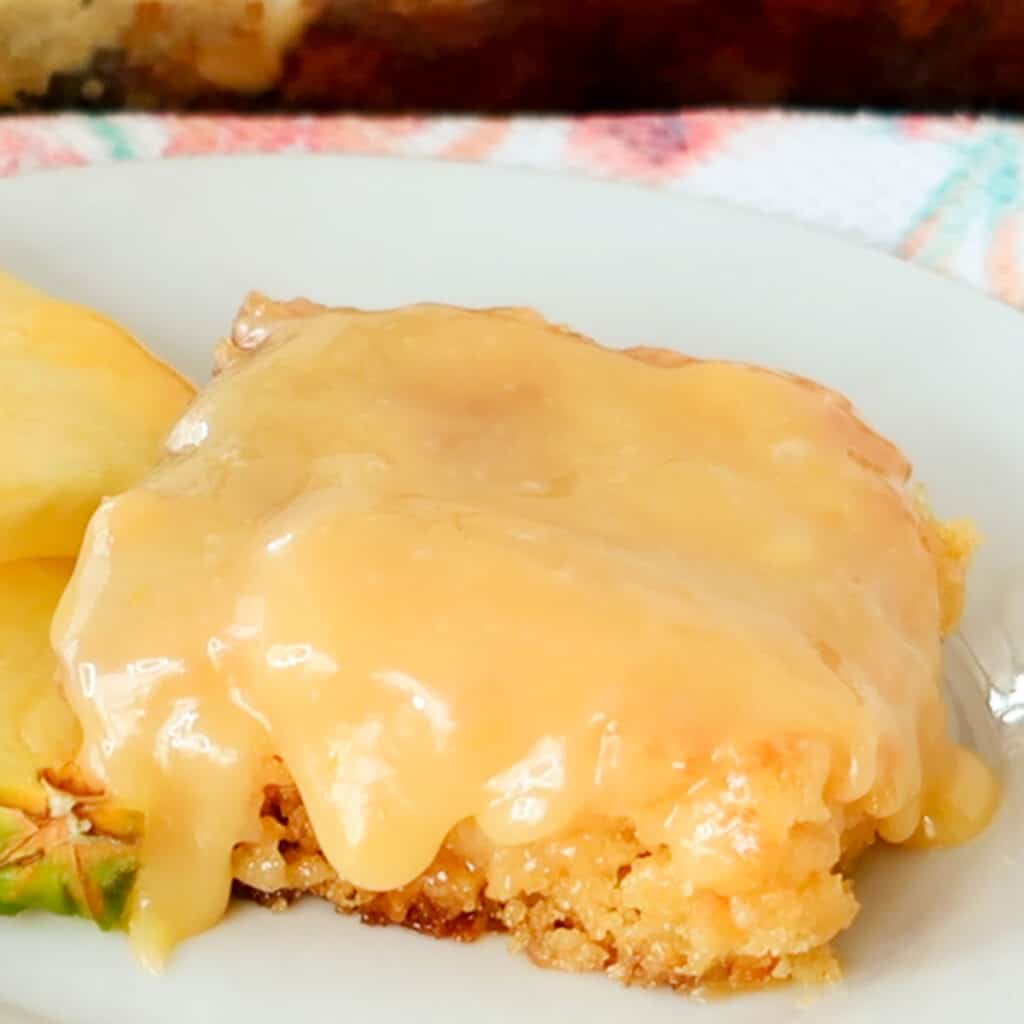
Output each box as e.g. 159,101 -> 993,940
52,305 -> 996,964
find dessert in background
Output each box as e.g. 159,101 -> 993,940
3,1 -> 1024,112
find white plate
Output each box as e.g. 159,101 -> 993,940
0,156 -> 1022,1023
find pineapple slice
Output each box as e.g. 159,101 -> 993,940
0,780 -> 140,928
0,271 -> 194,561
0,560 -> 78,814
0,272 -> 194,927
0,559 -> 140,927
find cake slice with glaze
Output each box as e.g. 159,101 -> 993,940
52,296 -> 997,989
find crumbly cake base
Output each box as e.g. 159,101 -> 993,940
232,759 -> 876,993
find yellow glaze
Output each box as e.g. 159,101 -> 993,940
52,303 -> 996,965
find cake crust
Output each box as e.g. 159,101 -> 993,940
233,760 -> 852,991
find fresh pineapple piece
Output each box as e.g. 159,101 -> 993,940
0,559 -> 79,816
0,271 -> 194,561
0,801 -> 139,928
0,273 -> 191,927
0,559 -> 141,927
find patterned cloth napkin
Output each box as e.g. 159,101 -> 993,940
3,111 -> 1024,307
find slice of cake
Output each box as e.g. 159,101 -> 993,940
51,297 -> 996,989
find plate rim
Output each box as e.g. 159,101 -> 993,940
0,149 -> 1021,1024
3,149 -> 1022,328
